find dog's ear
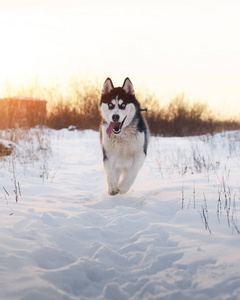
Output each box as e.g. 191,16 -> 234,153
101,78 -> 114,95
122,78 -> 135,95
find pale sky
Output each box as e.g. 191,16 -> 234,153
0,0 -> 240,115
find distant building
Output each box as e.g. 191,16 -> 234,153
0,97 -> 47,129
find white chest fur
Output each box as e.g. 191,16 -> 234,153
102,124 -> 145,156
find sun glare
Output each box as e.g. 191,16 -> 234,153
0,12 -> 38,82
0,1 -> 240,116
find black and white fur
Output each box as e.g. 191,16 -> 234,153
100,77 -> 149,195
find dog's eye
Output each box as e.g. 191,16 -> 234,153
108,103 -> 114,110
119,103 -> 126,109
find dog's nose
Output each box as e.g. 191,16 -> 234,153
112,114 -> 120,122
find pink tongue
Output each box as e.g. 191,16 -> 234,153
106,122 -> 119,138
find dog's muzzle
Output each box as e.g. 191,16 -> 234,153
106,116 -> 127,138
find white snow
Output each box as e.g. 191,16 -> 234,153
1,128 -> 240,300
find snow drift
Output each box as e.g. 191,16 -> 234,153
0,128 -> 240,300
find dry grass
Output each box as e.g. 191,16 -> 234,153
0,128 -> 53,182
0,143 -> 13,157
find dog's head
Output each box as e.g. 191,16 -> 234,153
100,77 -> 139,137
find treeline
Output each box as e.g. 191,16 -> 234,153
141,95 -> 240,136
1,78 -> 240,136
46,91 -> 240,137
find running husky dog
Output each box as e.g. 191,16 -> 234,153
100,77 -> 149,195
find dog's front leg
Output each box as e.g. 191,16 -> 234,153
103,158 -> 120,196
118,153 -> 145,194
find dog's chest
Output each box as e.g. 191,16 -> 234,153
105,128 -> 144,156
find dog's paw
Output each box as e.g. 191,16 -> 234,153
108,188 -> 119,196
119,186 -> 130,195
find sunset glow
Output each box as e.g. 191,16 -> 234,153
0,0 -> 240,115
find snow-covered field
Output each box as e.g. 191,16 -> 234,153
1,128 -> 240,300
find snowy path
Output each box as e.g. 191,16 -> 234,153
1,129 -> 240,299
